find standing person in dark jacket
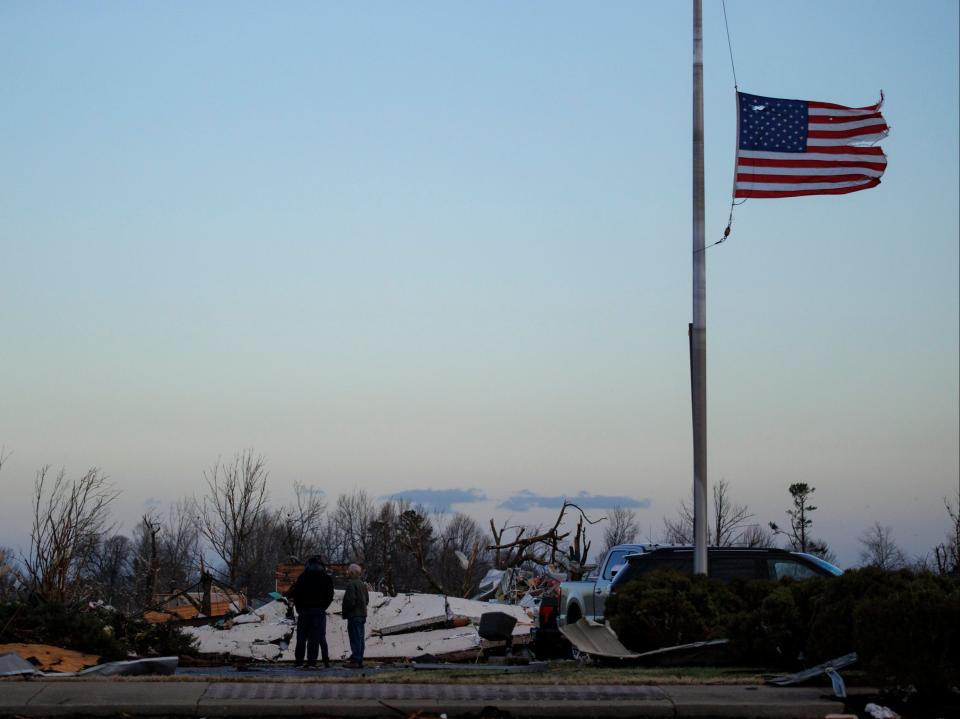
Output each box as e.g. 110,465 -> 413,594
286,555 -> 334,668
341,563 -> 369,668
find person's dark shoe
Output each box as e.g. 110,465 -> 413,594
323,661 -> 331,669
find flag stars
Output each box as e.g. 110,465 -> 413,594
739,92 -> 808,152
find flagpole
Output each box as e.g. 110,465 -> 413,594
691,0 -> 708,575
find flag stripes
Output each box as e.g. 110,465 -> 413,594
735,91 -> 888,199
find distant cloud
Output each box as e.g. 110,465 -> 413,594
143,497 -> 162,512
381,488 -> 487,513
498,490 -> 651,512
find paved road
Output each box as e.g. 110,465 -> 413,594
0,679 -> 847,718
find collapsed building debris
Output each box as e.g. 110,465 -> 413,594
0,650 -> 177,677
143,573 -> 246,624
0,643 -> 100,673
184,590 -> 534,662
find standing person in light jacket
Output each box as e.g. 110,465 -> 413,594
285,555 -> 334,669
341,563 -> 369,668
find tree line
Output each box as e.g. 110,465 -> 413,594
0,448 -> 957,612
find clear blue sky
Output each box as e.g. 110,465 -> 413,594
1,1 -> 957,567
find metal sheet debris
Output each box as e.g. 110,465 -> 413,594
559,619 -> 729,663
0,652 -> 179,678
559,618 -> 640,659
0,651 -> 38,677
75,656 -> 179,677
767,653 -> 858,687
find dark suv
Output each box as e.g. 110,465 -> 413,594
609,546 -> 841,594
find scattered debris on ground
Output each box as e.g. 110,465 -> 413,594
0,643 -> 99,672
0,650 -> 177,677
767,653 -> 858,690
559,619 -> 730,665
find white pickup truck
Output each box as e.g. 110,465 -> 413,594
558,544 -> 651,627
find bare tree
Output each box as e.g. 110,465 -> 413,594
663,479 -> 754,546
0,545 -> 19,601
434,512 -> 491,598
241,510 -> 284,597
488,501 -> 604,577
331,489 -> 375,563
366,500 -> 403,594
858,521 -> 907,570
0,453 -> 16,599
133,513 -> 162,605
86,534 -> 135,608
197,450 -> 269,585
740,523 -> 776,548
132,498 -> 203,609
932,492 -> 960,575
161,499 -> 201,589
274,482 -> 327,562
22,466 -> 118,603
396,507 -> 446,594
602,506 -> 640,553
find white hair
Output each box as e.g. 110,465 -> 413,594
348,563 -> 362,577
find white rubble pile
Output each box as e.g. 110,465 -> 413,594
369,593 -> 448,635
184,591 -> 534,662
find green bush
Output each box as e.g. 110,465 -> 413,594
605,568 -> 960,696
848,570 -> 959,696
605,570 -> 737,652
0,600 -> 197,661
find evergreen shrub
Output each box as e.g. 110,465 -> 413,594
0,600 -> 197,661
605,567 -> 959,695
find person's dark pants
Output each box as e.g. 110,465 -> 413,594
295,607 -> 329,666
347,616 -> 366,664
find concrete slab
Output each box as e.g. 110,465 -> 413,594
366,626 -> 480,659
185,614 -> 295,659
370,593 -> 448,635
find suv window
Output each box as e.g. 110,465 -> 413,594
709,555 -> 761,581
614,555 -> 690,587
602,549 -> 632,580
768,558 -> 820,580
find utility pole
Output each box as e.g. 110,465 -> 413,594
690,0 -> 708,575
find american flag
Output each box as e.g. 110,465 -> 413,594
735,91 -> 888,199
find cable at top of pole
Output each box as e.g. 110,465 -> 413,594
708,0 -> 743,252
722,0 -> 738,91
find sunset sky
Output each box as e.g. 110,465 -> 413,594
1,1 -> 957,567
